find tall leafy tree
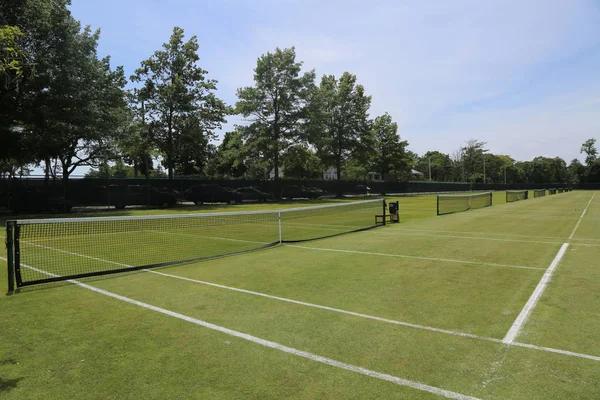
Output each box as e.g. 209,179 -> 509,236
370,112 -> 410,179
281,145 -> 321,179
415,151 -> 452,182
133,27 -> 228,179
460,139 -> 488,182
580,138 -> 597,181
236,47 -> 315,181
568,159 -> 585,184
311,72 -> 372,181
207,130 -> 248,178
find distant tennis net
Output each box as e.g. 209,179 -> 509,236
436,192 -> 493,215
506,190 -> 528,202
6,199 -> 384,289
534,189 -> 546,198
549,188 -> 557,195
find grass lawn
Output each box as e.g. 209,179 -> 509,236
2,190 -> 599,399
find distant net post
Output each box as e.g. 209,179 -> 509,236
6,222 -> 14,293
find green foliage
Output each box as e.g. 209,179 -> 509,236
567,159 -> 585,184
517,157 -> 568,183
580,138 -> 597,167
85,160 -> 134,178
310,72 -> 372,181
460,139 -> 489,182
132,27 -> 229,179
415,151 -> 453,182
236,47 -> 316,181
281,145 -> 322,179
0,25 -> 25,83
369,113 -> 410,179
207,130 -> 248,178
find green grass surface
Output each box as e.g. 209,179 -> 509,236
2,190 -> 599,399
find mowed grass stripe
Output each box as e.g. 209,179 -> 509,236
16,239 -> 544,340
4,258 -> 481,400
569,193 -> 596,239
286,245 -> 544,271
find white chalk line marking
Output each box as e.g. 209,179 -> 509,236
1,258 -> 480,400
147,269 -> 497,342
286,245 -> 544,271
373,230 -> 600,247
568,193 -> 596,239
3,254 -> 600,362
502,243 -> 569,344
385,227 -> 600,243
373,231 -> 564,246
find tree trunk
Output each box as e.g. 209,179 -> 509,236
61,159 -> 70,213
167,109 -> 174,180
44,157 -> 51,188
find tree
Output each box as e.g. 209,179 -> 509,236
236,47 -> 315,182
133,27 -> 229,179
370,113 -> 410,179
207,130 -> 248,178
580,138 -> 597,181
567,159 -> 585,184
460,139 -> 488,182
281,145 -> 321,179
415,151 -> 452,182
311,72 -> 372,182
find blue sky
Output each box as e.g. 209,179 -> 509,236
70,0 -> 600,165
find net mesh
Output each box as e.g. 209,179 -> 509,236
437,192 -> 492,215
506,190 -> 528,202
549,188 -> 557,195
534,189 -> 546,198
9,199 -> 383,287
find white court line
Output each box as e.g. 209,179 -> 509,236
147,269 -> 497,342
373,231 -> 564,246
286,245 -> 544,271
385,227 -> 600,242
3,258 -> 480,400
373,230 -> 600,248
569,193 -> 596,239
452,214 -> 578,221
502,243 -> 569,344
4,254 -> 600,363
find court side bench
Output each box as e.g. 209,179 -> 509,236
375,200 -> 400,225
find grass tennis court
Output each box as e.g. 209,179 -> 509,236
2,191 -> 600,399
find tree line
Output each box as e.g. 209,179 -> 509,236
1,1 -> 597,186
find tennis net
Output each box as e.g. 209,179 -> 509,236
558,188 -> 564,193
436,192 -> 493,215
549,188 -> 557,195
534,189 -> 546,198
6,199 -> 384,288
506,190 -> 528,202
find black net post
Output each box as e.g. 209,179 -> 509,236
6,222 -> 14,293
13,224 -> 21,288
382,199 -> 387,226
436,195 -> 440,216
490,192 -> 493,206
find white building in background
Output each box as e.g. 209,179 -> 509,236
323,167 -> 337,180
268,167 -> 283,180
411,169 -> 425,179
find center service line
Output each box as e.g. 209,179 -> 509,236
568,193 -> 596,239
502,243 -> 569,344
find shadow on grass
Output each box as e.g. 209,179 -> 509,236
0,377 -> 22,393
